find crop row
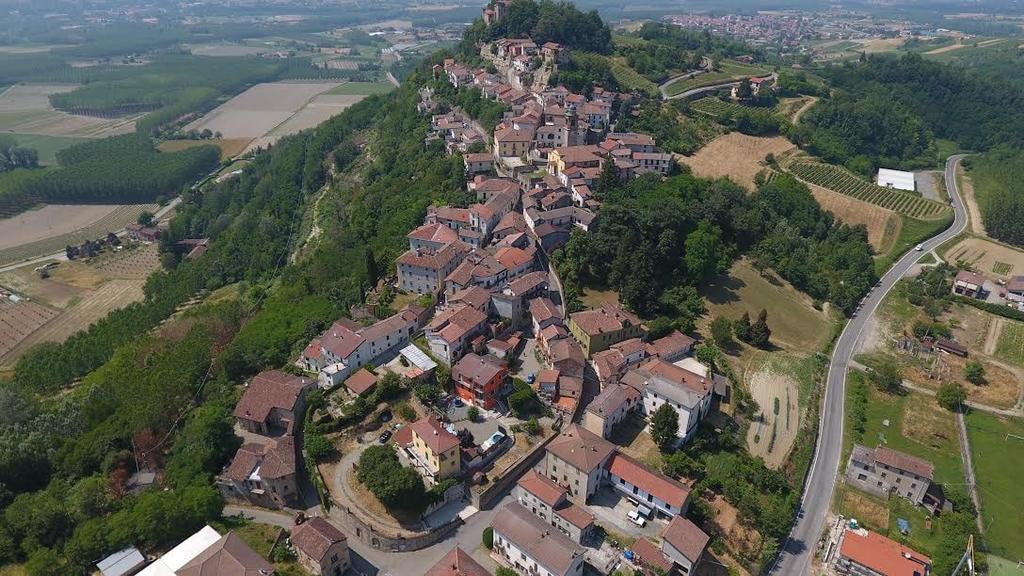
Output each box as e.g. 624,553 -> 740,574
789,161 -> 950,219
690,97 -> 742,117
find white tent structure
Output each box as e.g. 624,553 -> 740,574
876,168 -> 916,192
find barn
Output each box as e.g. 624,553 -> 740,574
876,168 -> 916,192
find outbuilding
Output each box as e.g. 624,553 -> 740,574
876,168 -> 916,192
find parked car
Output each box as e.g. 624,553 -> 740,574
452,398 -> 465,408
378,431 -> 392,443
627,510 -> 646,527
526,373 -> 536,384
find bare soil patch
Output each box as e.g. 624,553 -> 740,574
745,364 -> 800,469
243,93 -> 366,154
839,489 -> 889,531
707,494 -> 763,562
957,165 -> 986,236
904,353 -> 1020,410
944,236 -> 1024,280
859,37 -> 906,52
0,300 -> 59,358
925,42 -> 966,55
807,182 -> 895,250
679,133 -> 795,191
185,81 -> 342,140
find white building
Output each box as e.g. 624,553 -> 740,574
605,452 -> 691,519
622,359 -> 713,445
876,168 -> 915,192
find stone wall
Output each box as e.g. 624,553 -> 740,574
471,428 -> 558,510
327,500 -> 463,553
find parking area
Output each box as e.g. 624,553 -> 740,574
588,486 -> 668,540
512,337 -> 544,382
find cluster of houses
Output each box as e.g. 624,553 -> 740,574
487,423 -> 712,576
65,231 -> 122,260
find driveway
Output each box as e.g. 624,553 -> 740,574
588,486 -> 666,540
512,337 -> 544,382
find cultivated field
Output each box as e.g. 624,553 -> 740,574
745,361 -> 800,468
944,236 -> 1024,280
924,41 -> 967,55
0,299 -> 59,359
2,133 -> 88,165
664,61 -> 771,96
0,83 -> 139,137
700,259 -> 833,352
246,93 -> 364,153
788,160 -> 951,219
0,203 -> 158,267
805,181 -> 896,250
965,411 -> 1024,561
184,82 -> 342,139
157,138 -> 251,161
184,43 -> 267,57
0,244 -> 158,367
327,82 -> 394,96
996,320 -> 1024,367
678,132 -> 794,191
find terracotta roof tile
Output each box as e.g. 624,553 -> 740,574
291,517 -> 345,563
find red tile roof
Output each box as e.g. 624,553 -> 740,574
408,222 -> 460,245
410,416 -> 460,454
344,368 -> 378,396
233,370 -> 311,424
661,516 -> 710,564
546,424 -> 615,473
606,452 -> 690,510
874,446 -> 934,480
517,469 -> 567,507
291,517 -> 346,563
425,547 -> 490,576
553,503 -> 594,529
223,437 -> 297,481
630,538 -> 674,575
840,529 -> 931,576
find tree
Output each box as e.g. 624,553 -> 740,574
710,316 -> 734,347
457,428 -> 475,448
734,311 -> 752,342
937,383 -> 967,411
523,417 -> 542,436
963,360 -> 985,384
414,382 -> 442,406
694,342 -> 720,374
736,78 -> 753,100
869,357 -> 903,393
137,211 -> 155,226
305,434 -> 335,461
467,406 -> 480,422
495,569 -> 517,576
483,527 -> 494,549
650,403 -> 680,452
749,308 -> 771,348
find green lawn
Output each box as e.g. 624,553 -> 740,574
327,82 -> 394,96
4,133 -> 89,165
987,555 -> 1024,576
995,320 -> 1024,368
875,213 -> 952,276
965,411 -> 1024,561
664,60 -> 771,96
850,378 -> 964,486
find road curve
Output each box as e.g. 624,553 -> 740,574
663,72 -> 776,101
770,155 -> 968,574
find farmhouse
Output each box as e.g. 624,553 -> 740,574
622,359 -> 714,445
660,515 -> 711,575
291,516 -> 349,576
876,168 -> 916,192
952,270 -> 988,299
217,436 -> 299,509
583,381 -> 641,438
845,445 -> 940,512
490,502 -> 585,576
835,528 -> 931,576
606,451 -> 692,518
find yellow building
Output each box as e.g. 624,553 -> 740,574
567,302 -> 646,357
409,416 -> 461,479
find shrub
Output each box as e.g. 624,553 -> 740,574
523,417 -> 542,436
396,403 -> 417,421
305,434 -> 335,461
483,527 -> 494,549
937,383 -> 966,411
467,406 -> 480,422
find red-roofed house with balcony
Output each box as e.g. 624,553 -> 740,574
835,528 -> 931,576
452,352 -> 507,409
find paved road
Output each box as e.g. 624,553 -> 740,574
663,72 -> 776,101
771,155 -> 968,574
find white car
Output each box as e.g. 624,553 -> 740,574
915,244 -> 924,251
627,510 -> 646,526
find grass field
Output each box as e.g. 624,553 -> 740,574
965,411 -> 1024,561
995,320 -> 1024,367
327,81 -> 395,95
3,133 -> 88,165
700,258 -> 833,352
875,214 -> 952,275
664,60 -> 770,96
678,132 -> 794,191
158,138 -> 251,160
987,555 -> 1024,576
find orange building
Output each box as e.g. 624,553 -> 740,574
452,353 -> 507,409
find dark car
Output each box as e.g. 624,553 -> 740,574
378,430 -> 392,443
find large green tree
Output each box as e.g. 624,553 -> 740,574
650,403 -> 680,452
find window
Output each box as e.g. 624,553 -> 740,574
857,474 -> 867,481
646,494 -> 653,502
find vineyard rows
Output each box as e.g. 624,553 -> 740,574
789,161 -> 950,219
690,97 -> 743,118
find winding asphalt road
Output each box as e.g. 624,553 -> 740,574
770,155 -> 968,574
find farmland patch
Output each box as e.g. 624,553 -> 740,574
805,181 -> 896,250
0,83 -> 138,137
678,132 -> 794,191
943,236 -> 1024,281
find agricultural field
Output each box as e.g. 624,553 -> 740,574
0,203 -> 158,267
0,243 -> 159,368
804,181 -> 896,250
995,320 -> 1024,368
745,353 -> 809,469
678,132 -> 794,191
688,96 -> 747,118
0,83 -> 139,137
943,236 -> 1024,281
1,133 -> 88,165
663,60 -> 771,96
248,93 -> 365,153
965,411 -> 1024,561
157,138 -> 251,161
0,299 -> 59,359
788,160 -> 951,219
327,81 -> 394,96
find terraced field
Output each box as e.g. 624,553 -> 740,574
788,161 -> 950,219
689,96 -> 746,118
